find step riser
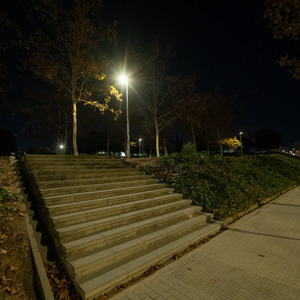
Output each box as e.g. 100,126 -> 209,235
44,184 -> 166,206
71,215 -> 210,280
32,170 -> 142,181
40,179 -> 158,197
51,194 -> 184,228
28,162 -> 123,166
56,201 -> 192,243
37,175 -> 150,189
48,190 -> 176,216
30,165 -> 129,171
25,155 -> 122,162
63,207 -> 204,258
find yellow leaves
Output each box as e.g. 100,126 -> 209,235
109,85 -> 123,101
97,73 -> 106,80
221,137 -> 241,150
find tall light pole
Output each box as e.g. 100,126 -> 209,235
59,144 -> 64,155
139,138 -> 142,157
239,131 -> 243,156
119,75 -> 130,159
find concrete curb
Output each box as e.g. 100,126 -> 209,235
24,213 -> 54,300
9,156 -> 54,300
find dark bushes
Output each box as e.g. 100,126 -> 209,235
141,151 -> 300,219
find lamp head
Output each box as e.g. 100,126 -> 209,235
119,74 -> 128,84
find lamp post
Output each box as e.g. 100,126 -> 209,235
119,75 -> 130,159
59,144 -> 64,155
139,138 -> 142,157
239,132 -> 243,156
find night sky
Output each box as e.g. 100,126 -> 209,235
1,0 -> 299,150
105,0 -> 300,146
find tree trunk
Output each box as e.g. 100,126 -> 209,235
63,114 -> 68,154
154,117 -> 160,157
206,138 -> 210,155
217,128 -> 223,156
72,101 -> 78,156
163,139 -> 168,156
106,131 -> 110,156
191,124 -> 196,146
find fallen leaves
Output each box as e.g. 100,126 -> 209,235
45,261 -> 81,300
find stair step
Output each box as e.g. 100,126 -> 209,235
62,206 -> 204,258
50,193 -> 183,225
44,184 -> 166,205
47,190 -> 178,216
25,155 -> 121,162
68,213 -> 211,281
30,164 -> 129,171
52,194 -> 186,228
40,179 -> 158,197
55,200 -> 192,243
32,168 -> 141,181
37,174 -> 150,189
76,222 -> 224,299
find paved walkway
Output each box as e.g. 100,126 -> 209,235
111,186 -> 300,300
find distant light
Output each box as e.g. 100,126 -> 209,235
239,132 -> 243,135
119,74 -> 128,84
139,138 -> 142,142
60,145 -> 64,149
120,152 -> 126,157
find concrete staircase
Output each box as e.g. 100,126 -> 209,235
20,155 -> 224,300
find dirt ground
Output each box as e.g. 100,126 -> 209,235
0,157 -> 37,300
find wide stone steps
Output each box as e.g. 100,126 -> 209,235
55,200 -> 193,243
37,174 -> 151,189
40,178 -> 159,197
52,197 -> 191,229
67,213 -> 212,281
25,155 -> 123,165
61,206 -> 203,258
43,183 -> 167,205
32,168 -> 142,181
20,155 -> 224,300
47,190 -> 178,216
77,222 -> 223,299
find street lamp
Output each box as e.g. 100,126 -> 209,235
139,138 -> 142,157
119,74 -> 130,159
239,132 -> 243,156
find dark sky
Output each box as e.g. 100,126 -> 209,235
103,0 -> 300,146
1,0 -> 299,149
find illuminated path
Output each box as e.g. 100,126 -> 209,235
112,186 -> 300,300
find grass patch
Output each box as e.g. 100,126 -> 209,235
141,152 -> 300,219
0,185 -> 18,210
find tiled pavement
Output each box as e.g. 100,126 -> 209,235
111,186 -> 300,300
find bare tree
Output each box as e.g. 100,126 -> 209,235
139,42 -> 176,157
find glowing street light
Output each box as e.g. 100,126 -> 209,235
239,132 -> 243,156
119,74 -> 130,159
